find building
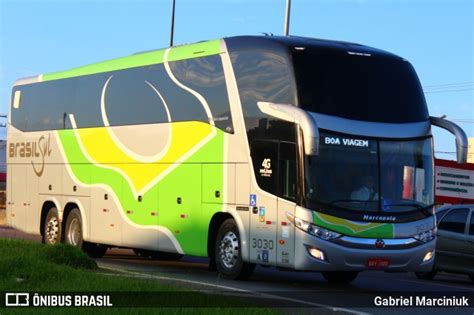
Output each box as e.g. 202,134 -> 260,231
468,137 -> 474,164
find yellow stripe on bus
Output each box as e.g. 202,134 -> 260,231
76,121 -> 213,192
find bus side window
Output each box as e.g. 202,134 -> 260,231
251,140 -> 279,195
279,142 -> 297,201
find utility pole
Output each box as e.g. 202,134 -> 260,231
170,0 -> 176,46
284,0 -> 291,36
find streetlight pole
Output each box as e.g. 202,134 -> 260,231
170,0 -> 176,46
284,0 -> 291,36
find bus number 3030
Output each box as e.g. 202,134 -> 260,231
251,238 -> 274,250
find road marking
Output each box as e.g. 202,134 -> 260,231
396,277 -> 474,291
98,263 -> 370,315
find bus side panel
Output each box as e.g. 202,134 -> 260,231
234,163 -> 251,260
39,164 -> 62,196
121,163 -> 159,251
5,163 -> 12,227
159,163 -> 203,256
276,198 -> 296,268
62,164 -> 90,197
90,180 -> 122,246
8,164 -> 28,230
26,165 -> 39,235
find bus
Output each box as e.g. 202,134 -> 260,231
6,36 -> 468,283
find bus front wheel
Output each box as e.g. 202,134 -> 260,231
215,218 -> 255,280
322,271 -> 359,284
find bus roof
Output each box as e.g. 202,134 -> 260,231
13,35 -> 400,86
226,35 -> 399,59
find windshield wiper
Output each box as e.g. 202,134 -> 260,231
329,199 -> 378,206
384,202 -> 434,216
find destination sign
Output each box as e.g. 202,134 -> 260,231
324,136 -> 369,147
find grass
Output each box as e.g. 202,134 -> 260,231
0,238 -> 278,314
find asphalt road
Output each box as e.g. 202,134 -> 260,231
1,224 -> 473,314
97,250 -> 474,314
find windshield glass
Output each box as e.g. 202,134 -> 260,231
292,50 -> 428,123
305,133 -> 434,212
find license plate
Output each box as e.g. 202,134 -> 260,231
367,258 -> 390,269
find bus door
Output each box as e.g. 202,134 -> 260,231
249,140 -> 278,265
276,141 -> 297,268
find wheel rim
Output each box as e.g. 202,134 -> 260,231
218,231 -> 239,269
45,216 -> 59,244
67,218 -> 81,246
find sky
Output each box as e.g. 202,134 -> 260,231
0,0 -> 473,160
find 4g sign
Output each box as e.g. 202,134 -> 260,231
259,158 -> 273,177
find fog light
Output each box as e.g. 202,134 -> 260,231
423,251 -> 433,262
308,247 -> 326,261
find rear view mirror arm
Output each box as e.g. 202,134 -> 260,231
430,116 -> 468,164
257,101 -> 319,155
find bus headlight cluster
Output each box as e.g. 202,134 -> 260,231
413,228 -> 436,243
294,217 -> 341,240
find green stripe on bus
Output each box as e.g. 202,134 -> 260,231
43,39 -> 222,82
313,212 -> 394,238
57,127 -> 224,255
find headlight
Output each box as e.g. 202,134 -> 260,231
293,216 -> 341,240
413,228 -> 436,243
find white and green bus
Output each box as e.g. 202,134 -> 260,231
7,36 -> 468,283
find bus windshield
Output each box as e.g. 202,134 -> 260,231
305,133 -> 434,212
292,49 -> 428,123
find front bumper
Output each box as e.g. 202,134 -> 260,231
294,228 -> 435,272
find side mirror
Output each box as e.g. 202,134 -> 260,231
430,116 -> 468,164
257,102 -> 319,155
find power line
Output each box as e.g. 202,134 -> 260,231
424,87 -> 474,94
435,151 -> 456,155
450,119 -> 474,123
423,81 -> 474,94
424,81 -> 473,89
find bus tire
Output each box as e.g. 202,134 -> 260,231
215,218 -> 255,280
83,243 -> 108,258
43,207 -> 61,245
322,271 -> 359,284
64,208 -> 84,248
415,270 -> 437,280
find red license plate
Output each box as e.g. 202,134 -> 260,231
367,258 -> 390,269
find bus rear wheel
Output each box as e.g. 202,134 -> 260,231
215,218 -> 255,280
322,271 -> 359,284
64,209 -> 107,258
64,208 -> 84,248
43,207 -> 61,245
